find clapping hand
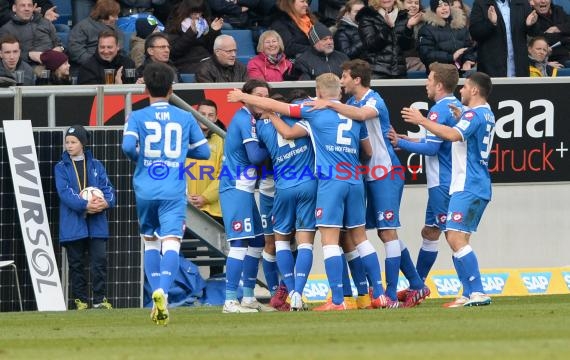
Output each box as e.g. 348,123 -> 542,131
227,88 -> 244,102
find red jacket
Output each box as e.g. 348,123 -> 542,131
247,52 -> 293,82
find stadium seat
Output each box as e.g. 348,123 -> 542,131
407,70 -> 427,79
57,31 -> 69,49
553,0 -> 570,14
310,0 -> 319,14
180,73 -> 196,83
0,260 -> 23,311
556,68 -> 570,77
52,0 -> 73,26
221,29 -> 256,65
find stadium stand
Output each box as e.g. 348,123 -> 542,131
57,31 -> 69,49
52,0 -> 73,27
407,70 -> 427,79
557,68 -> 570,77
180,73 -> 197,83
221,29 -> 256,65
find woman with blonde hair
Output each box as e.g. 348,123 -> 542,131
270,0 -> 318,59
334,0 -> 366,60
247,30 -> 294,81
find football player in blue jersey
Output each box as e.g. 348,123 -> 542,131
219,79 -> 276,313
122,62 -> 211,325
309,60 -> 431,308
388,63 -> 462,304
229,73 -> 388,311
402,71 -> 495,307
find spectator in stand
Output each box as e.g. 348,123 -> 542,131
208,0 -> 261,29
166,0 -> 223,74
78,30 -> 135,84
247,30 -> 293,81
398,0 -> 426,71
0,0 -> 63,68
196,34 -> 248,82
357,0 -> 422,78
418,0 -> 476,74
40,49 -> 72,84
318,0 -> 345,27
531,0 -> 570,67
333,0 -> 365,60
270,0 -> 317,59
469,0 -> 539,77
135,32 -> 180,82
292,21 -> 349,80
452,0 -> 471,19
68,0 -> 123,67
528,35 -> 559,76
0,34 -> 33,85
131,15 -> 160,68
116,0 -> 165,33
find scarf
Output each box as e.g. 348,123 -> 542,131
181,16 -> 210,38
292,14 -> 313,36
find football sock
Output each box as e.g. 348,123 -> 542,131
340,252 -> 353,297
159,240 -> 180,294
416,238 -> 439,282
294,243 -> 313,294
384,240 -> 401,300
455,245 -> 484,294
275,240 -> 295,293
144,240 -> 161,292
452,255 -> 470,298
262,250 -> 279,295
399,240 -> 424,289
355,241 -> 384,297
346,249 -> 368,296
225,246 -> 247,301
242,246 -> 263,296
323,245 -> 344,305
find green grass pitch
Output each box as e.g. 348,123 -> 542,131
1,295 -> 569,360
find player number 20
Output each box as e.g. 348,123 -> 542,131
144,122 -> 183,158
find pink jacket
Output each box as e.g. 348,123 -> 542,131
247,52 -> 293,82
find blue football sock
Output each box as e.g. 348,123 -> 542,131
262,251 -> 279,295
242,247 -> 262,295
159,241 -> 181,294
340,253 -> 353,297
416,238 -> 439,281
355,241 -> 383,297
452,255 -> 470,298
347,252 -> 369,296
324,245 -> 344,305
275,241 -> 295,293
143,241 -> 161,292
294,244 -> 313,294
456,246 -> 484,294
384,240 -> 401,300
399,241 -> 424,289
225,246 -> 247,301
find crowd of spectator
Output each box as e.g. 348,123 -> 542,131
0,0 -> 569,86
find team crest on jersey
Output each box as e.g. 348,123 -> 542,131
449,212 -> 463,222
315,208 -> 323,219
232,221 -> 243,232
437,213 -> 447,224
428,112 -> 438,121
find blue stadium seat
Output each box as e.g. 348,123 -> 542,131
407,70 -> 427,79
57,32 -> 69,49
52,0 -> 73,26
310,0 -> 319,14
553,0 -> 570,14
221,29 -> 256,65
556,68 -> 570,77
180,73 -> 196,83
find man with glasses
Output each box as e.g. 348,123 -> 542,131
135,32 -> 181,83
196,34 -> 248,83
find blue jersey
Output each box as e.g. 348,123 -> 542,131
425,95 -> 462,189
451,104 -> 495,200
220,106 -> 259,193
123,101 -> 207,200
292,102 -> 368,185
346,89 -> 399,181
256,116 -> 314,189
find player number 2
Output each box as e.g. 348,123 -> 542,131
337,118 -> 353,145
277,133 -> 295,148
144,122 -> 183,158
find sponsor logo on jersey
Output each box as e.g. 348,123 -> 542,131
481,273 -> 508,294
449,211 -> 463,222
384,210 -> 394,221
315,208 -> 323,219
437,213 -> 447,224
464,111 -> 474,120
432,275 -> 462,296
428,112 -> 438,121
562,272 -> 570,290
521,272 -> 552,294
232,221 -> 242,232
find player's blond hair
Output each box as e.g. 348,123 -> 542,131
315,73 -> 341,99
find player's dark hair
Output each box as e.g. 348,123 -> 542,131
242,79 -> 270,94
286,89 -> 310,103
466,72 -> 492,99
143,62 -> 174,97
429,62 -> 459,93
341,59 -> 371,87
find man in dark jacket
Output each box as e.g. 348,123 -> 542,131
469,0 -> 539,77
292,21 -> 348,80
78,29 -> 135,84
196,34 -> 248,83
0,34 -> 33,85
532,0 -> 570,67
135,32 -> 180,82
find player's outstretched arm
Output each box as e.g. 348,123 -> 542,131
267,112 -> 307,140
187,140 -> 211,160
402,107 -> 462,142
245,141 -> 269,165
326,101 -> 377,121
227,89 -> 292,115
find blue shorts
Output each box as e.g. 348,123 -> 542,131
425,186 -> 451,230
136,197 -> 186,239
365,174 -> 404,229
259,192 -> 274,235
445,191 -> 489,234
220,189 -> 263,241
273,180 -> 317,234
316,180 -> 365,228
